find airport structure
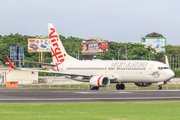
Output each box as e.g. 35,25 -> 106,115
0,68 -> 38,84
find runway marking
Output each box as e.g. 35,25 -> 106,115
73,92 -> 97,94
123,90 -> 180,92
115,92 -> 133,93
1,97 -> 180,101
50,91 -> 70,93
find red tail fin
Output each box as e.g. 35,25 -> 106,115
5,54 -> 15,74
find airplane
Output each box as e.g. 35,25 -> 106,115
5,23 -> 175,90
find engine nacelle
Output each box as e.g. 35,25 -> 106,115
90,75 -> 110,87
135,83 -> 153,87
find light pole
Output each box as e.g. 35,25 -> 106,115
75,54 -> 77,59
126,43 -> 127,60
149,50 -> 153,60
118,50 -> 120,60
149,52 -> 150,60
170,56 -> 171,68
173,56 -> 174,69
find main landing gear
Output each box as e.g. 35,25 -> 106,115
158,85 -> 162,90
90,85 -> 99,90
116,83 -> 125,90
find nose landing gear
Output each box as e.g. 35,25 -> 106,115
116,83 -> 125,90
157,81 -> 166,90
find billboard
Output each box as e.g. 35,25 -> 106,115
81,39 -> 108,55
10,46 -> 17,59
28,38 -> 51,52
141,37 -> 166,53
10,46 -> 24,59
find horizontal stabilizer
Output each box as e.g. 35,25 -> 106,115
5,54 -> 15,74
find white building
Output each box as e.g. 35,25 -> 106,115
0,68 -> 38,84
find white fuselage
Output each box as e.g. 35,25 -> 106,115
52,60 -> 174,83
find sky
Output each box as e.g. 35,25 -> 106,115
0,0 -> 180,45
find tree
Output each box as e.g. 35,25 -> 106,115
0,33 -> 179,68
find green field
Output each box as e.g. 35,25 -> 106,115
0,101 -> 180,120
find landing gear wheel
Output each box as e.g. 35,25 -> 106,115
94,87 -> 99,90
116,84 -> 120,90
120,83 -> 125,90
90,85 -> 95,90
158,85 -> 162,90
116,83 -> 125,90
90,85 -> 99,90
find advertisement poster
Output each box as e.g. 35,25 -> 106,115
28,39 -> 51,52
141,37 -> 166,53
81,40 -> 108,55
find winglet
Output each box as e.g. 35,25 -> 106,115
5,54 -> 15,74
164,55 -> 170,67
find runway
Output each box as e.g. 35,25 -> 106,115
0,88 -> 180,103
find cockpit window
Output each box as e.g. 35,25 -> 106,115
158,67 -> 170,70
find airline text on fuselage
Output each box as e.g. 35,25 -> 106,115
111,62 -> 148,68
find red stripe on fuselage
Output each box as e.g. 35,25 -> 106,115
98,76 -> 103,87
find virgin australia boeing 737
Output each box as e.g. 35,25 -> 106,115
5,23 -> 174,90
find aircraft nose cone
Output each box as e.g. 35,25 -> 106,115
169,70 -> 175,79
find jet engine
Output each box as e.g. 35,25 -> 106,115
90,75 -> 110,87
135,83 -> 153,87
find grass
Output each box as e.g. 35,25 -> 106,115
0,101 -> 180,120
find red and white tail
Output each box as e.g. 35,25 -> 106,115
5,54 -> 15,74
47,23 -> 77,65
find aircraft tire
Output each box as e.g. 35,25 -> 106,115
95,87 -> 99,90
116,84 -> 120,90
90,85 -> 95,90
158,85 -> 162,90
120,83 -> 125,90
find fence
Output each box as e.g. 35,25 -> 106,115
0,83 -> 180,90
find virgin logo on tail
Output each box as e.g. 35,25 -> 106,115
49,28 -> 66,70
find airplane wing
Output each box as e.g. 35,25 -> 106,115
5,54 -> 91,77
16,68 -> 91,76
